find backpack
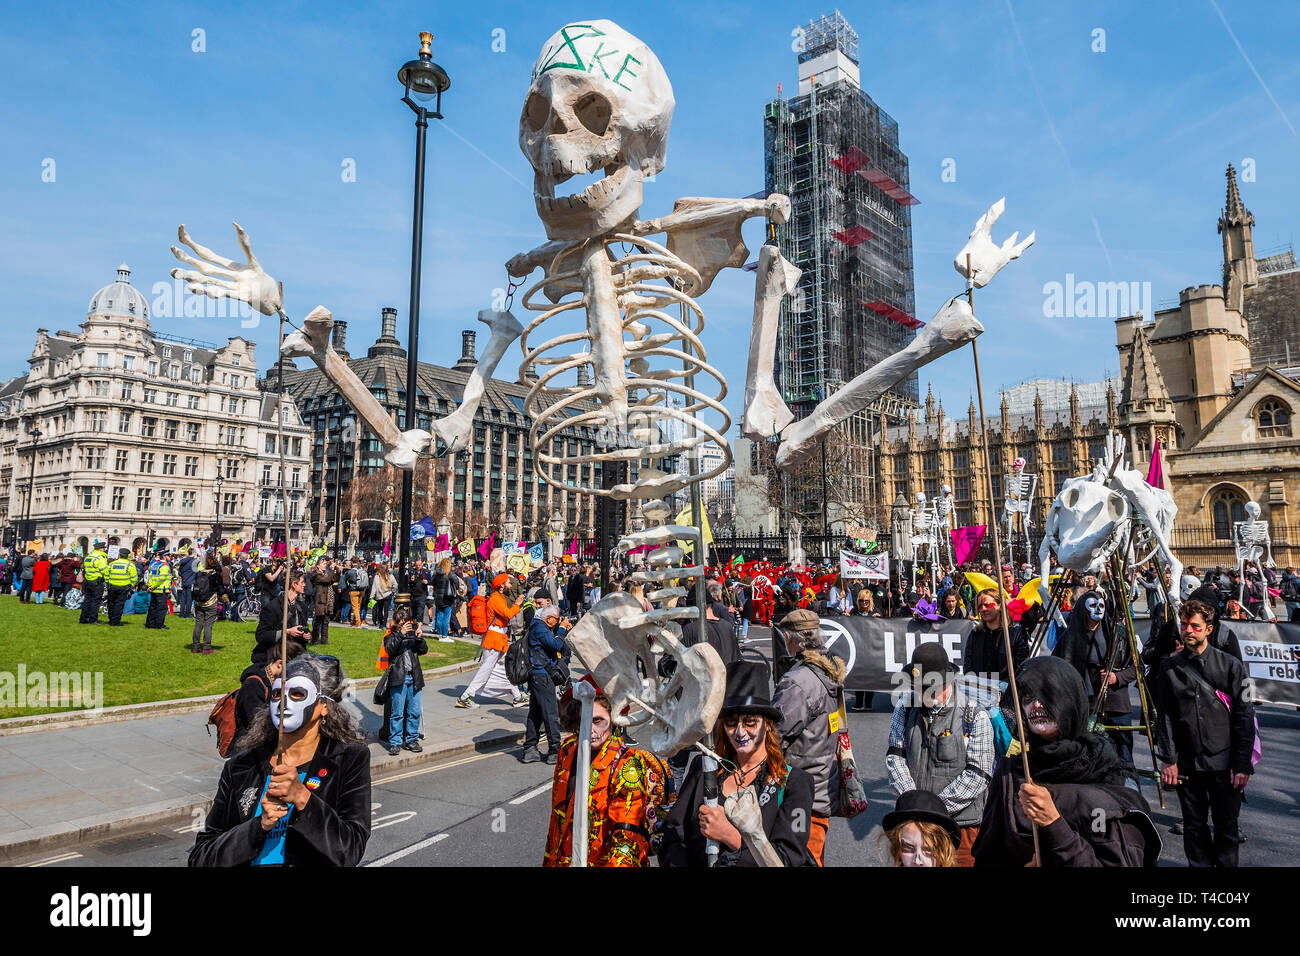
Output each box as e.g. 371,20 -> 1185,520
440,573 -> 457,602
206,674 -> 266,758
192,571 -> 216,605
504,633 -> 532,685
468,593 -> 490,635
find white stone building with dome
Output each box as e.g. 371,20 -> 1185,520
0,263 -> 313,554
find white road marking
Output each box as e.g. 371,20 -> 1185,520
363,832 -> 448,866
135,780 -> 161,793
508,783 -> 551,805
20,851 -> 82,867
371,811 -> 418,830
372,749 -> 499,785
173,821 -> 202,833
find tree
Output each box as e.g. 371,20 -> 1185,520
750,423 -> 886,535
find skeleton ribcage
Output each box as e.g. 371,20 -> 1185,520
517,233 -> 732,504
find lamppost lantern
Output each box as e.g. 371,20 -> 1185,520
399,31 -> 451,113
395,30 -> 449,596
890,492 -> 911,561
503,510 -> 519,545
436,515 -> 451,541
630,504 -> 647,533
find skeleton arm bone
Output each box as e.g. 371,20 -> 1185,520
742,244 -> 800,441
432,309 -> 523,454
282,307 -> 430,470
775,297 -> 982,469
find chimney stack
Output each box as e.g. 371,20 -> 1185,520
331,320 -> 349,359
366,307 -> 406,359
576,364 -> 593,387
453,330 -> 477,371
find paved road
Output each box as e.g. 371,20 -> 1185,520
12,697 -> 1297,867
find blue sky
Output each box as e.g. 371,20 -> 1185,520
2,1 -> 1298,427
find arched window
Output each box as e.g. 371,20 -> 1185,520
1212,489 -> 1247,539
1257,399 -> 1292,438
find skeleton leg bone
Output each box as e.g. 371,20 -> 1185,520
742,244 -> 799,440
432,308 -> 523,454
282,306 -> 431,470
776,297 -> 982,469
723,786 -> 784,867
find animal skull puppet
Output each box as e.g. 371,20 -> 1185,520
1038,437 -> 1183,621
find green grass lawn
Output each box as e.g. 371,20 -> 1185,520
0,595 -> 476,717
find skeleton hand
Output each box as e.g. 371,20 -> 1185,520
954,199 -> 1035,289
170,223 -> 283,316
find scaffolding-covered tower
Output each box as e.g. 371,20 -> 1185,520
762,10 -> 920,530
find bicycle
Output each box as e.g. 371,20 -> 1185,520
238,594 -> 262,619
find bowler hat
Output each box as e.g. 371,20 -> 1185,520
881,791 -> 961,847
719,660 -> 782,722
906,641 -> 955,683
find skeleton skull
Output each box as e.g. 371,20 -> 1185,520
521,21 -> 674,240
1012,457 -> 1026,472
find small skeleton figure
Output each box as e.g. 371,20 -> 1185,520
909,492 -> 939,588
1234,501 -> 1276,620
935,484 -> 956,567
1002,456 -> 1038,569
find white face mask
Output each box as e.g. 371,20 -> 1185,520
270,675 -> 320,732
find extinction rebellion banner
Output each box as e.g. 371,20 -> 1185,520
777,616 -> 1300,705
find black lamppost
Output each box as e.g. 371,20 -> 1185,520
333,416 -> 355,558
396,31 -> 450,599
212,458 -> 225,544
20,424 -> 41,551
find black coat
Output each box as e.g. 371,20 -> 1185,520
1155,645 -> 1256,775
188,735 -> 371,867
1053,600 -> 1136,716
384,627 -> 429,691
252,593 -> 311,664
973,767 -> 1161,867
963,622 -> 1029,687
659,760 -> 816,867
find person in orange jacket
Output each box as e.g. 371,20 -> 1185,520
456,573 -> 528,709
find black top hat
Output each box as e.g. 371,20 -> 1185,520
719,660 -> 782,722
881,791 -> 961,847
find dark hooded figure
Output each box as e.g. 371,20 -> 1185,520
973,657 -> 1160,867
1052,590 -> 1137,769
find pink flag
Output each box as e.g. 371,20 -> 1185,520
478,532 -> 496,560
434,533 -> 449,551
1145,438 -> 1164,488
950,525 -> 987,567
565,535 -> 578,555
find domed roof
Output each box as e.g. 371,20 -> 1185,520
87,263 -> 149,319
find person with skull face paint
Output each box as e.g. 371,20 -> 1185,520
189,655 -> 371,867
972,657 -> 1159,867
1052,590 -> 1138,772
660,661 -> 816,868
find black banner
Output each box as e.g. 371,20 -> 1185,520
779,616 -> 1300,706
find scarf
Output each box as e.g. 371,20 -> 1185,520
1013,657 -> 1130,786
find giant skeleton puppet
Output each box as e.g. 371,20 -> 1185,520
1038,435 -> 1183,625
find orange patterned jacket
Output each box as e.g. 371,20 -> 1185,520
543,736 -> 673,867
483,591 -> 520,654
